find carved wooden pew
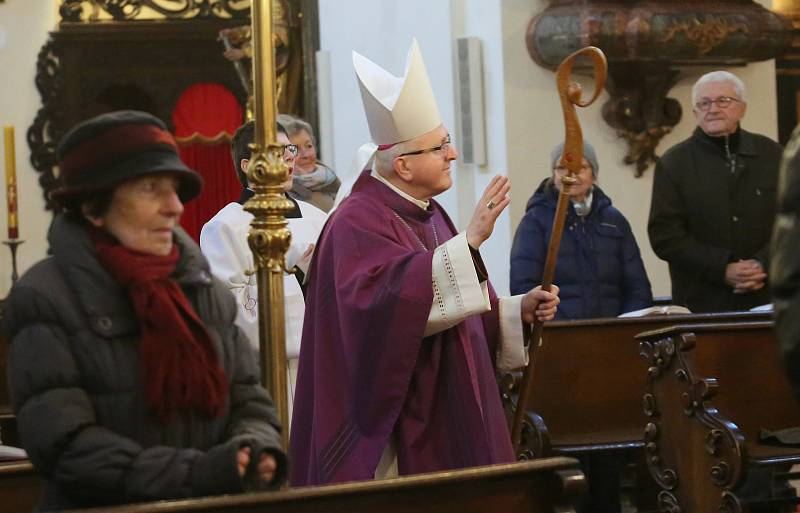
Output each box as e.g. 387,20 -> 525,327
502,311 -> 771,511
60,458 -> 585,513
637,321 -> 800,512
506,311 -> 771,457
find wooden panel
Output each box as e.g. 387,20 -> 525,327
689,324 -> 800,446
0,461 -> 40,513
525,311 -> 771,450
637,321 -> 800,511
61,458 -> 585,513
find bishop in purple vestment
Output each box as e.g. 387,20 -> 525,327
289,40 -> 559,486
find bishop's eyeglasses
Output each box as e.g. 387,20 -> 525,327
398,136 -> 452,157
695,96 -> 742,111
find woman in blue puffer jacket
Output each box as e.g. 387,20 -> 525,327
511,140 -> 653,513
510,141 -> 652,319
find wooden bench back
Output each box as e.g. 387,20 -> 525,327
636,321 -> 800,512
685,323 -> 800,445
521,311 -> 771,451
61,458 -> 585,513
0,460 -> 40,513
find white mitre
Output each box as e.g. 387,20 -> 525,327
353,38 -> 442,145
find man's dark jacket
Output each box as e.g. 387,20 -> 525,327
648,126 -> 782,312
772,125 -> 800,398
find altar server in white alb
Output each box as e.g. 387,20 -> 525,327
200,120 -> 327,425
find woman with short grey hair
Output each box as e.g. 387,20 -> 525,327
510,140 -> 653,319
278,113 -> 341,212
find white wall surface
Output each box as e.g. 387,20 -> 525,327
0,3 -> 57,297
318,0 -> 458,214
449,0 -> 513,295
319,0 -> 516,293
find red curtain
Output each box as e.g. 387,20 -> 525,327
172,83 -> 244,242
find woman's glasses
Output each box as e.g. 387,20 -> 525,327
283,144 -> 299,157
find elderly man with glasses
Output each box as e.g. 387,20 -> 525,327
289,40 -> 560,486
200,120 -> 327,427
648,70 -> 783,313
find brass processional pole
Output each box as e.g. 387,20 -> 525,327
245,0 -> 294,451
511,47 -> 607,453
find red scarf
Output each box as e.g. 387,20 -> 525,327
92,230 -> 229,422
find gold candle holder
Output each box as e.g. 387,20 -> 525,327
245,0 -> 294,452
3,238 -> 23,286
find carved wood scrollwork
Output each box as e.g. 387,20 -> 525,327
28,39 -> 64,210
638,331 -> 747,512
518,411 -> 552,460
641,337 -> 680,494
59,0 -> 250,22
602,63 -> 682,176
643,393 -> 657,417
643,420 -> 679,491
642,337 -> 675,376
657,490 -> 682,513
27,11 -> 256,209
499,372 -> 552,460
719,490 -> 746,513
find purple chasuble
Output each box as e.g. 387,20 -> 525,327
289,170 -> 515,486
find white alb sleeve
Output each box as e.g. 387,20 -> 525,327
424,232 -> 491,336
496,295 -> 529,372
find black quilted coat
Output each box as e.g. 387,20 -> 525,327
3,215 -> 286,511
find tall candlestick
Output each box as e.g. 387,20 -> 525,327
4,126 -> 18,240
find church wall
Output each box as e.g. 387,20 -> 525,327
501,0 -> 778,299
317,0 -> 460,216
0,1 -> 781,303
319,0 -> 780,301
319,0 -> 515,293
448,0 -> 513,297
0,3 -> 58,296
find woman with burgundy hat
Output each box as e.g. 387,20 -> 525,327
2,110 -> 286,511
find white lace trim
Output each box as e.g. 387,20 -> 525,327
424,232 -> 490,336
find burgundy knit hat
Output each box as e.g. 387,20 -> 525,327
51,110 -> 203,203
